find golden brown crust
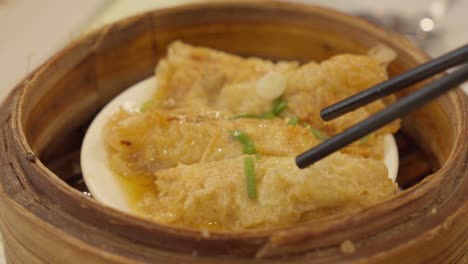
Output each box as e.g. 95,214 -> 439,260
104,42 -> 399,231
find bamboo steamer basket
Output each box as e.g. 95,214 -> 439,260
0,1 -> 466,263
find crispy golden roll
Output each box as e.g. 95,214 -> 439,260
138,153 -> 396,231
104,41 -> 400,231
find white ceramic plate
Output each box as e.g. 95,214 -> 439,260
81,77 -> 155,212
81,77 -> 399,210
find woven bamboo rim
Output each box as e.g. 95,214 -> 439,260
0,1 -> 466,263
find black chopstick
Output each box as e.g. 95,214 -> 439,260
320,44 -> 468,121
296,63 -> 468,169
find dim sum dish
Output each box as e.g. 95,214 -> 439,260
0,1 -> 466,263
82,42 -> 400,231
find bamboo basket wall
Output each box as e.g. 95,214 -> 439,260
0,1 -> 467,263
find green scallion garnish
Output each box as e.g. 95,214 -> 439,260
244,156 -> 257,199
288,116 -> 300,126
230,97 -> 288,119
140,99 -> 155,112
270,97 -> 288,116
360,134 -> 370,144
229,130 -> 257,154
311,127 -> 329,141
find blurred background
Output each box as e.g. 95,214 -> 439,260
0,0 -> 467,261
1,0 -> 467,103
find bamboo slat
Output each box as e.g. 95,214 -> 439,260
0,1 -> 466,263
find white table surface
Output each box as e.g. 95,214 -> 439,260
0,0 -> 467,263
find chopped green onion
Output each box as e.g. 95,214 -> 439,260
244,156 -> 257,199
271,97 -> 288,116
140,99 -> 155,112
311,127 -> 329,141
229,130 -> 257,154
230,97 -> 288,119
288,116 -> 300,126
255,153 -> 262,160
360,134 -> 370,144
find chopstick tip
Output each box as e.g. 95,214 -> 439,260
295,155 -> 311,169
320,108 -> 334,121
